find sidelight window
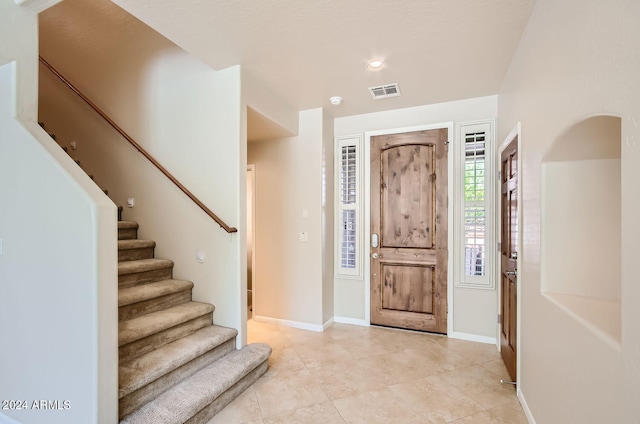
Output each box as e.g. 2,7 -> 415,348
335,135 -> 362,278
464,131 -> 486,276
457,122 -> 494,289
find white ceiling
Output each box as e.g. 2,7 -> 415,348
41,0 -> 536,140
109,0 -> 536,119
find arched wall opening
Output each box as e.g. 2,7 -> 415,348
541,115 -> 621,347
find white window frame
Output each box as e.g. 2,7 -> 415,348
335,134 -> 363,279
455,121 -> 495,290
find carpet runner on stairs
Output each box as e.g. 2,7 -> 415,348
117,220 -> 271,423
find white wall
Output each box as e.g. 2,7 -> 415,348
322,111 -> 335,324
248,108 -> 333,329
497,0 -> 639,422
334,96 -> 498,339
242,70 -> 299,138
38,1 -> 246,345
0,1 -> 118,423
542,159 -> 621,302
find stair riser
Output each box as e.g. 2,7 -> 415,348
118,228 -> 138,240
119,339 -> 236,418
119,315 -> 212,363
119,267 -> 172,288
119,290 -> 192,321
118,247 -> 155,262
185,360 -> 269,424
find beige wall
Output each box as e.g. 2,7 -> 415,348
497,0 -> 639,421
334,96 -> 499,340
0,0 -> 118,422
248,108 -> 333,329
39,0 -> 246,345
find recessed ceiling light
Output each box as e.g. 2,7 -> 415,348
367,60 -> 385,71
329,96 -> 343,105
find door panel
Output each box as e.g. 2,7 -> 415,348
371,129 -> 448,333
500,137 -> 518,381
382,264 -> 434,313
381,145 -> 435,249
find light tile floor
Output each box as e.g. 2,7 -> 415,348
207,320 -> 528,424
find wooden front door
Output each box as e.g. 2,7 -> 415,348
500,136 -> 518,381
370,129 -> 448,333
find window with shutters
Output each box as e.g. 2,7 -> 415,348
335,135 -> 362,278
465,131 -> 486,276
457,122 -> 494,289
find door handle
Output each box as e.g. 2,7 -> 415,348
372,253 -> 382,259
505,270 -> 517,277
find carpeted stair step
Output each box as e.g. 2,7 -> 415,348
120,343 -> 272,424
118,325 -> 238,418
119,221 -> 139,240
110,217 -> 271,422
119,302 -> 214,363
118,239 -> 156,262
118,279 -> 193,321
118,258 -> 173,288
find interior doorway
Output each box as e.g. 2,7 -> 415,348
247,165 -> 256,320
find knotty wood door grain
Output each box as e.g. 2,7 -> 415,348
370,129 -> 448,333
500,136 -> 518,381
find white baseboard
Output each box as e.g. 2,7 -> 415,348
449,331 -> 497,345
322,317 -> 335,330
517,388 -> 536,424
334,316 -> 369,326
253,315 -> 326,332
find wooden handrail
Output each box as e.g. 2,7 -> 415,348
39,56 -> 237,233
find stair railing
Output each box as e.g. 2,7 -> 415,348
39,56 -> 238,234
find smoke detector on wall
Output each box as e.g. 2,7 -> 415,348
368,83 -> 401,99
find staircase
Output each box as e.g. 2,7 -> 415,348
117,221 -> 271,423
39,122 -> 271,423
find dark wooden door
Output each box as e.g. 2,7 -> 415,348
370,129 -> 448,333
500,136 -> 518,381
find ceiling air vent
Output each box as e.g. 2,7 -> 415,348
368,83 -> 401,99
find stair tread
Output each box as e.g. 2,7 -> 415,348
120,343 -> 271,424
119,302 -> 214,346
119,325 -> 238,398
118,258 -> 173,276
118,239 -> 156,250
119,279 -> 193,307
118,221 -> 139,229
